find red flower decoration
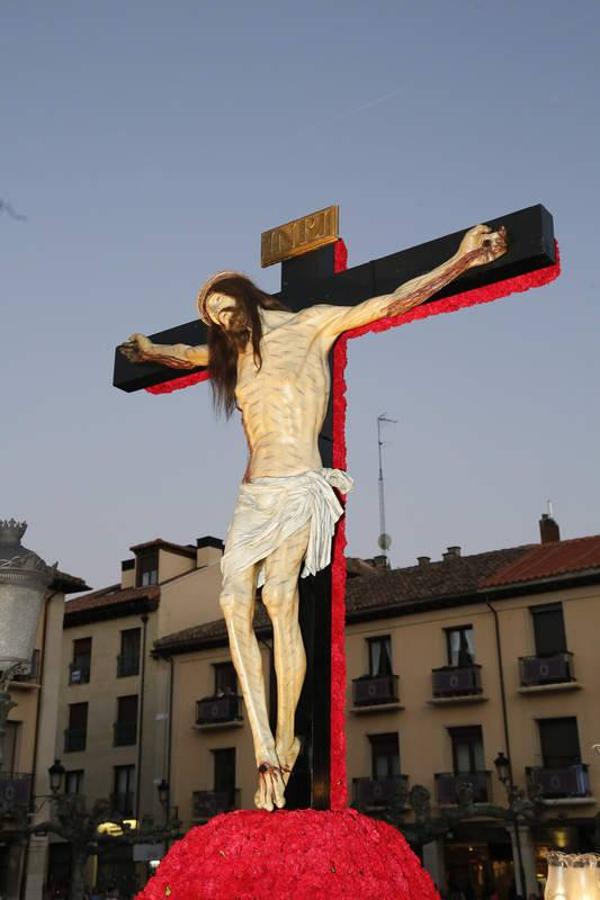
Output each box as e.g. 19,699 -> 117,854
137,808 -> 439,899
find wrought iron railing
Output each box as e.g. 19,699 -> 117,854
431,664 -> 482,698
435,770 -> 491,804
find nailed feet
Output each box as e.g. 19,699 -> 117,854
253,737 -> 302,811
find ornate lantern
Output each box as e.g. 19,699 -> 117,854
0,519 -> 56,766
0,519 -> 56,673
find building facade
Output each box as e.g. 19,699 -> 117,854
46,536 -> 223,896
0,569 -> 87,900
152,517 -> 600,899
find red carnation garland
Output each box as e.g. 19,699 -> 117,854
146,369 -> 209,395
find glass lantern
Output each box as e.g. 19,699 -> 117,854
545,853 -> 600,900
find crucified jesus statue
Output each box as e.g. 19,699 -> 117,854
121,223 -> 507,812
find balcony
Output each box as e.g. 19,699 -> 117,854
117,654 -> 140,678
12,651 -> 41,685
0,773 -> 33,811
435,771 -> 491,805
431,665 -> 484,702
352,674 -> 400,710
64,727 -> 87,753
352,775 -> 408,811
192,789 -> 240,821
110,791 -> 135,817
113,721 -> 137,746
68,662 -> 90,685
527,764 -> 590,800
519,652 -> 578,690
195,695 -> 243,728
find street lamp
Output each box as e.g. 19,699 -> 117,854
49,759 -> 65,795
493,750 -> 527,897
157,779 -> 169,810
0,519 -> 56,767
494,751 -> 511,786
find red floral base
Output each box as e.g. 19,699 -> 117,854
137,808 -> 439,899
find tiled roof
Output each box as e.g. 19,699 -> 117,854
345,546 -> 532,615
481,535 -> 600,588
154,605 -> 270,652
144,534 -> 600,655
51,570 -> 90,594
154,544 -> 534,653
65,583 -> 159,615
129,538 -> 196,558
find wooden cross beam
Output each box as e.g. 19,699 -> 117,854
113,203 -> 558,811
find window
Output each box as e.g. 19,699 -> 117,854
538,717 -> 581,769
65,770 -> 83,795
214,662 -> 237,696
114,695 -> 138,746
368,636 -> 393,676
69,637 -> 92,684
213,748 -> 236,798
117,628 -> 141,677
446,626 -> 475,667
0,722 -> 19,773
531,604 -> 567,657
136,550 -> 158,587
113,765 -> 135,816
369,733 -> 400,779
65,703 -> 88,752
449,726 -> 485,774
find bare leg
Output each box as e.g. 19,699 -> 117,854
262,523 -> 311,804
219,566 -> 278,809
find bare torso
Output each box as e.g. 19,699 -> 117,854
236,307 -> 333,479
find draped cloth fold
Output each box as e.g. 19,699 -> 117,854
221,468 -> 354,589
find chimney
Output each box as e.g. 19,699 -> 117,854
443,546 -> 461,561
417,556 -> 431,569
539,513 -> 560,544
372,554 -> 390,569
121,558 -> 135,589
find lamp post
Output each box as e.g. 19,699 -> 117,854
494,751 -> 528,897
0,519 -> 56,767
156,777 -> 182,856
38,759 -> 135,900
157,778 -> 169,826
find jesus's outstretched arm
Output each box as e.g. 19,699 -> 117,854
317,224 -> 507,340
119,333 -> 209,369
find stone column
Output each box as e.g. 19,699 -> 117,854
24,834 -> 48,900
509,823 -> 538,896
422,838 -> 447,893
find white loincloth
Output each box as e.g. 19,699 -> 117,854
221,468 -> 353,588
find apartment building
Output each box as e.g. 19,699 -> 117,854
0,568 -> 87,900
152,516 -> 600,899
46,536 -> 223,895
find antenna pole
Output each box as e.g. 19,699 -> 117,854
377,413 -> 397,563
378,415 -> 386,541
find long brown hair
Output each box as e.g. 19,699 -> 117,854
206,275 -> 288,417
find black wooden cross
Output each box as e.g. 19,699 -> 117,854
113,203 -> 557,811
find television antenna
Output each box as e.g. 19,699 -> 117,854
377,413 -> 397,561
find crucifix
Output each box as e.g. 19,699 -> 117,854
114,203 -> 558,813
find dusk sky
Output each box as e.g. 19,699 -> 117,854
2,1 -> 599,592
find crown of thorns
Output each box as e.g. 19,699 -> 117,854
196,271 -> 248,324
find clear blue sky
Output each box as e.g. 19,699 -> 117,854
2,1 -> 599,591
